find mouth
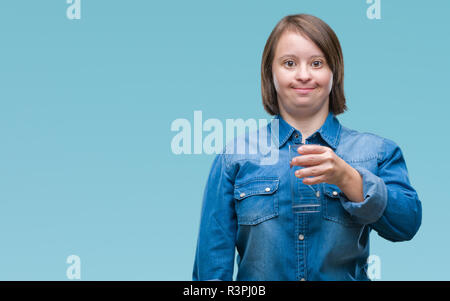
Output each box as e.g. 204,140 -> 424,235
292,87 -> 315,95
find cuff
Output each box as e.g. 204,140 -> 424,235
339,166 -> 388,224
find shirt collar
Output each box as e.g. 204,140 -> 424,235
271,111 -> 342,150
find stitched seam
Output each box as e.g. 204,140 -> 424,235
347,155 -> 380,163
211,214 -> 236,244
303,214 -> 307,281
237,213 -> 278,225
235,177 -> 279,188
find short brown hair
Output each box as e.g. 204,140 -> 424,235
261,14 -> 347,116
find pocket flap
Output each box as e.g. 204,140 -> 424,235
323,183 -> 361,227
234,178 -> 279,201
324,183 -> 342,198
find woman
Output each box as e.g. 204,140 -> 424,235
193,14 -> 422,281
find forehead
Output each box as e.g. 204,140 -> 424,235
274,30 -> 324,57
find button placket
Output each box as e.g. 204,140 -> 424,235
296,214 -> 307,282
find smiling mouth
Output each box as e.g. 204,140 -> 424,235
292,87 -> 315,94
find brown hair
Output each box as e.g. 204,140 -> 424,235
261,14 -> 347,116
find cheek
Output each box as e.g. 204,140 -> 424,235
272,72 -> 280,92
318,71 -> 333,92
272,71 -> 289,94
272,69 -> 290,93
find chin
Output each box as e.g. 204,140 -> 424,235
291,97 -> 315,105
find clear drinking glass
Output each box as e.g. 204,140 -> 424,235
289,144 -> 321,213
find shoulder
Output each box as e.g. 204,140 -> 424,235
340,125 -> 385,146
338,125 -> 402,165
214,120 -> 278,175
222,120 -> 274,157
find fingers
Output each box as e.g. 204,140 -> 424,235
298,144 -> 328,155
302,175 -> 326,185
295,166 -> 323,178
294,166 -> 326,184
292,154 -> 324,167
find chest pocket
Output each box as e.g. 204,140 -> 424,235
234,178 -> 279,225
322,183 -> 361,227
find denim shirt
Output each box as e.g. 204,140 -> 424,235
192,112 -> 422,281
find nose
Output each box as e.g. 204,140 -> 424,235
295,63 -> 311,82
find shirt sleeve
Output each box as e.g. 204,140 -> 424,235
340,138 -> 422,241
192,153 -> 237,281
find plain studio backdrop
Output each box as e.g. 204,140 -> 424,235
0,0 -> 447,280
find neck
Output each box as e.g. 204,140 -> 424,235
279,106 -> 329,143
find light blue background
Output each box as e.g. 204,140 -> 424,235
0,0 -> 448,280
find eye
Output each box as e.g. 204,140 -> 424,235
283,60 -> 296,68
312,60 -> 323,68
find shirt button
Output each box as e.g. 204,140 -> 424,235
294,133 -> 299,138
265,187 -> 271,192
240,193 -> 246,198
298,234 -> 304,241
316,191 -> 320,198
332,191 -> 338,196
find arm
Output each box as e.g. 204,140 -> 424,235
338,164 -> 364,203
340,138 -> 422,241
192,153 -> 237,280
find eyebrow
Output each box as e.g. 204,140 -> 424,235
278,54 -> 324,60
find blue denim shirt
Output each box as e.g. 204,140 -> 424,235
193,112 -> 422,281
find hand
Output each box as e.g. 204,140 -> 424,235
291,144 -> 364,203
291,144 -> 349,187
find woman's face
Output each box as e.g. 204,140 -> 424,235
272,30 -> 333,118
